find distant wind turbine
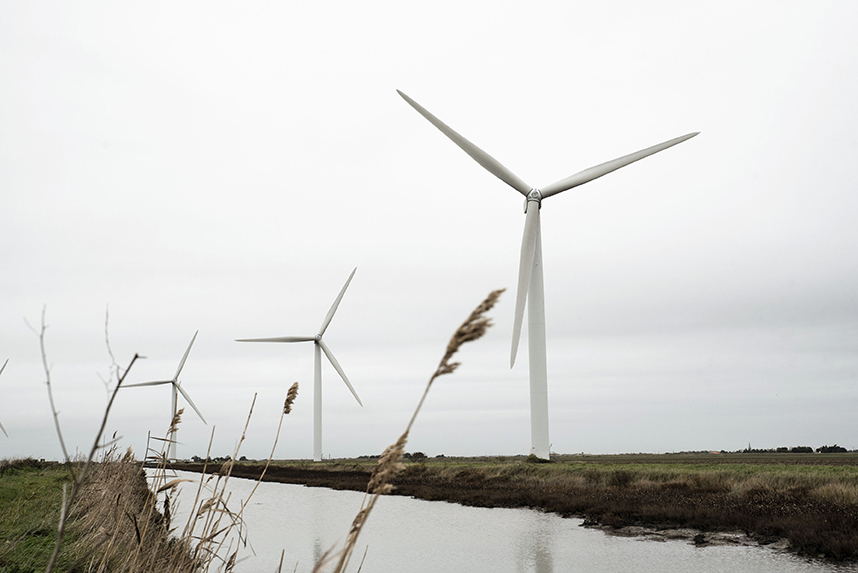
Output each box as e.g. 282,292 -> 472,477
123,331 -> 206,460
237,268 -> 362,462
0,359 -> 8,437
398,90 -> 697,459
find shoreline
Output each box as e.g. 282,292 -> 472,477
169,458 -> 858,561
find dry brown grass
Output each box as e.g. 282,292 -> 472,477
69,448 -> 200,573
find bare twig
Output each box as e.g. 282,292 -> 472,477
0,358 -> 9,438
26,306 -> 70,465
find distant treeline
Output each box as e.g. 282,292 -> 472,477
732,444 -> 851,454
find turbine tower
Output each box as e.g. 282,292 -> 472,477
123,331 -> 207,460
237,268 -> 362,462
398,90 -> 697,459
0,359 -> 8,437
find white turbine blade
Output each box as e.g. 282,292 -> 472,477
236,336 -> 315,343
175,382 -> 207,424
397,90 -> 532,197
511,205 -> 540,368
540,132 -> 700,198
123,380 -> 173,388
318,339 -> 363,407
319,267 -> 357,336
0,420 -> 7,438
173,330 -> 199,381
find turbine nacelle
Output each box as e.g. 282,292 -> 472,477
524,189 -> 543,212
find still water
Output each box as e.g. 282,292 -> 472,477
168,471 -> 858,573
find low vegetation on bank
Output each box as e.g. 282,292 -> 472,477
0,454 -> 196,572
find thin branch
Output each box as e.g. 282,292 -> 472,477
103,305 -> 119,399
26,306 -> 70,465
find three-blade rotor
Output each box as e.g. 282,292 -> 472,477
124,330 -> 207,424
397,90 -> 698,367
236,268 -> 362,406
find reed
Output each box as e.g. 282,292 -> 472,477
313,289 -> 504,573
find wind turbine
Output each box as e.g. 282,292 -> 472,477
237,268 -> 362,462
123,331 -> 206,460
0,359 -> 8,437
398,90 -> 697,459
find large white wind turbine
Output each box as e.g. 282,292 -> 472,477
0,359 -> 8,437
123,331 -> 207,460
237,268 -> 362,462
398,90 -> 697,459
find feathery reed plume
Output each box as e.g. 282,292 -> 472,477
284,382 -> 299,414
169,408 -> 184,440
315,288 -> 504,573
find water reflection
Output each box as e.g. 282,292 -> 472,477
515,512 -> 554,573
167,471 -> 858,573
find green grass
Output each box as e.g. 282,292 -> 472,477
0,460 -> 79,573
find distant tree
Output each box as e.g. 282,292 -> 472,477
790,446 -> 813,453
817,444 -> 847,453
239,455 -> 248,461
411,452 -> 427,462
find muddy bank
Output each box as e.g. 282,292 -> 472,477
169,461 -> 858,561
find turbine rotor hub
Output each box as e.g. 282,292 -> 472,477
524,188 -> 542,212
315,334 -> 322,342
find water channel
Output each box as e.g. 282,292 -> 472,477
167,471 -> 858,573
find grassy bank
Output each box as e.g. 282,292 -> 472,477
1,455 -> 197,573
0,459 -> 77,572
173,453 -> 858,561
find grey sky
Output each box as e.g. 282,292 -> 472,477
2,2 -> 857,461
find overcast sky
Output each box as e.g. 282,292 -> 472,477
2,2 -> 857,461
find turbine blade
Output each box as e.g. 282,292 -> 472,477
174,330 -> 199,380
0,420 -> 7,438
397,90 -> 532,196
123,380 -> 173,388
511,205 -> 540,367
235,336 -> 315,343
174,382 -> 207,424
319,268 -> 357,336
540,132 -> 700,198
318,339 -> 363,407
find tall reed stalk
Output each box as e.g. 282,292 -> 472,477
313,288 -> 504,573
